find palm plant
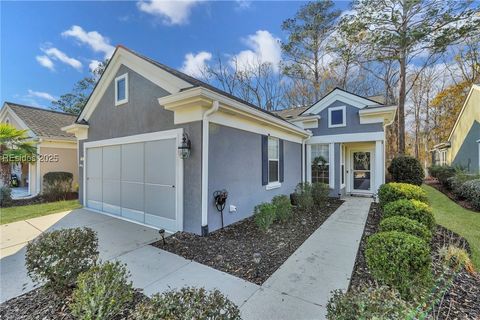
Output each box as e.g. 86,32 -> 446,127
0,123 -> 36,187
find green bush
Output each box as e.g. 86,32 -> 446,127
383,199 -> 435,231
271,195 -> 292,222
459,179 -> 480,210
294,182 -> 314,212
312,182 -> 329,208
254,202 -> 276,231
388,155 -> 425,186
448,173 -> 479,198
377,182 -> 428,208
0,186 -> 12,207
379,216 -> 432,242
435,166 -> 456,187
428,165 -> 442,178
365,231 -> 432,299
25,227 -> 98,295
43,171 -> 73,201
71,261 -> 134,320
326,286 -> 414,320
133,287 -> 241,320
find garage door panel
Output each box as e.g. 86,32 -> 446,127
145,184 -> 176,220
87,178 -> 102,202
103,145 -> 121,180
121,182 -> 144,212
121,208 -> 144,223
102,180 -> 121,214
87,148 -> 102,178
122,143 -> 144,182
145,139 -> 176,185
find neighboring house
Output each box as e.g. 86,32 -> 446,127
432,84 -> 480,174
0,102 -> 78,197
63,46 -> 396,235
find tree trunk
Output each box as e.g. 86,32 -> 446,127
0,145 -> 11,187
397,54 -> 407,154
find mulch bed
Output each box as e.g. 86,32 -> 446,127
0,288 -> 145,320
152,199 -> 343,285
424,179 -> 479,213
349,202 -> 480,319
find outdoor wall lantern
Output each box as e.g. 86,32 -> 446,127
178,133 -> 191,159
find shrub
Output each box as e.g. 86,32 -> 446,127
458,179 -> 480,210
0,186 -> 12,207
326,286 -> 414,320
379,216 -> 432,242
71,261 -> 134,320
312,182 -> 329,208
271,195 -> 292,222
43,171 -> 73,201
439,245 -> 476,274
133,287 -> 241,320
448,173 -> 479,198
25,227 -> 98,295
383,199 -> 435,231
254,202 -> 276,231
294,182 -> 314,212
435,166 -> 456,187
388,155 -> 425,186
377,182 -> 428,208
428,165 -> 442,178
365,231 -> 432,299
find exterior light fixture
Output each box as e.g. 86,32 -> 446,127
159,229 -> 166,245
178,133 -> 191,159
253,252 -> 261,278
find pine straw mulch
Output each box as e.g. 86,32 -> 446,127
349,202 -> 480,319
152,198 -> 343,285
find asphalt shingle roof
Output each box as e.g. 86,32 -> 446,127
273,107 -> 310,119
5,102 -> 77,140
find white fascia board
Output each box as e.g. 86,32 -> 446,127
447,84 -> 479,141
0,105 -> 38,139
304,89 -> 381,115
78,47 -> 192,122
307,132 -> 385,144
359,106 -> 397,125
62,123 -> 89,140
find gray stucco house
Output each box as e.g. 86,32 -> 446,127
64,46 -> 396,235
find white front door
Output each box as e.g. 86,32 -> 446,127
351,150 -> 373,193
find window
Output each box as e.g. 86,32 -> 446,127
440,150 -> 447,166
5,118 -> 10,124
328,106 -> 346,128
115,73 -> 128,106
311,144 -> 329,185
268,137 -> 279,184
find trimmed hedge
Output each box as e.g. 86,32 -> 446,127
388,155 -> 424,186
383,199 -> 435,231
43,171 -> 73,201
459,179 -> 480,210
377,183 -> 428,208
365,231 -> 432,299
379,216 -> 432,242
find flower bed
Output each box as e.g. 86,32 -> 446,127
152,198 -> 343,285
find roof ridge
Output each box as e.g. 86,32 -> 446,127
5,101 -> 77,116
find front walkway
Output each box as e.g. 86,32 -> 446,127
0,198 -> 371,320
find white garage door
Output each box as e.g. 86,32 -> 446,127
85,131 -> 182,232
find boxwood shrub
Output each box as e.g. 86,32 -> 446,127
42,171 -> 73,201
133,287 -> 241,320
447,173 -> 479,198
365,231 -> 432,299
271,194 -> 293,222
459,179 -> 480,210
383,199 -> 435,231
379,216 -> 432,242
388,155 -> 424,186
25,227 -> 98,295
435,166 -> 456,187
71,261 -> 134,320
254,202 -> 276,231
377,182 -> 428,208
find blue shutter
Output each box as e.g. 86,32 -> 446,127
261,135 -> 268,185
279,139 -> 284,182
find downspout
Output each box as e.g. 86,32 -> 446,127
201,100 -> 219,236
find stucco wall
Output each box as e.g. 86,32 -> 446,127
207,123 -> 302,232
78,64 -> 203,234
39,146 -> 78,192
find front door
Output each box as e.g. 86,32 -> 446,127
352,151 -> 372,192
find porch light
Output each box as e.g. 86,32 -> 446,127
178,133 -> 191,159
253,252 -> 261,278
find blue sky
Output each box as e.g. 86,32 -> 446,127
0,1 -> 350,109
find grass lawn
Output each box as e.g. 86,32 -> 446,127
423,184 -> 480,269
0,200 -> 81,225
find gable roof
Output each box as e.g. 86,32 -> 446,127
447,84 -> 480,141
3,102 -> 77,140
77,45 -> 292,126
273,107 -> 309,119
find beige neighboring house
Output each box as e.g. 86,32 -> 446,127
0,102 -> 78,198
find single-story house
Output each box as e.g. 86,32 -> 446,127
64,46 -> 396,235
432,84 -> 479,173
0,102 -> 78,198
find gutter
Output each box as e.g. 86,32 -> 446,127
201,100 -> 219,236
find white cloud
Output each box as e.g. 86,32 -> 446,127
89,59 -> 102,73
137,0 -> 201,25
36,55 -> 55,71
232,30 -> 282,72
27,89 -> 56,102
62,25 -> 115,59
180,51 -> 212,77
42,47 -> 82,70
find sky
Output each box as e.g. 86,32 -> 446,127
0,0 -> 351,109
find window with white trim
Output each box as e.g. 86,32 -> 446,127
328,106 -> 346,128
115,73 -> 128,106
311,144 -> 329,184
268,137 -> 279,184
440,150 -> 447,166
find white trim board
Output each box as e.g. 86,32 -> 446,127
303,88 -> 380,115
328,105 -> 346,128
307,132 -> 385,144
